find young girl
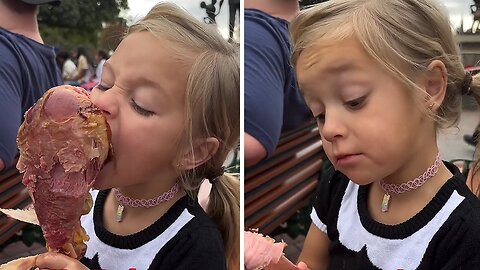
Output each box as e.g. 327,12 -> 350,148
289,0 -> 480,269
36,3 -> 240,270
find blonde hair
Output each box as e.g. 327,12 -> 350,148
128,3 -> 240,269
290,0 -> 473,129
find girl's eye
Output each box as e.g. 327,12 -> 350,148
344,95 -> 368,110
130,99 -> 154,117
95,84 -> 111,91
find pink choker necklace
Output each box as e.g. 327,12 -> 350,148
380,152 -> 441,213
113,182 -> 179,222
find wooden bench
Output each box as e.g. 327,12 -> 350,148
245,120 -> 323,234
0,159 -> 31,246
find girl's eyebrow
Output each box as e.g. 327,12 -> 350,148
102,61 -> 165,94
299,62 -> 360,94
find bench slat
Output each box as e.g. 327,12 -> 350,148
246,120 -> 318,178
0,157 -> 35,246
246,177 -> 318,233
245,119 -> 323,234
245,157 -> 322,209
245,141 -> 322,195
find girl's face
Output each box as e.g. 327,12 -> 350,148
90,31 -> 189,191
296,38 -> 429,185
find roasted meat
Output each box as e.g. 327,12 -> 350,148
16,85 -> 110,259
244,231 -> 307,270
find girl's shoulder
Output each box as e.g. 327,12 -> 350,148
150,197 -> 227,269
430,190 -> 480,267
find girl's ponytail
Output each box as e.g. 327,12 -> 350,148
206,173 -> 240,270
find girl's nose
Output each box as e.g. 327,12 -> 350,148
320,111 -> 347,143
90,88 -> 118,119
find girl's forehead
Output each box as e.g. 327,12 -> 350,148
297,38 -> 372,81
109,32 -> 186,75
117,31 -> 170,54
105,32 -> 189,98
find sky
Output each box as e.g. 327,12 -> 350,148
441,0 -> 476,32
122,0 -> 236,39
122,0 -> 477,36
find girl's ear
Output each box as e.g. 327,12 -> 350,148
178,137 -> 219,170
423,60 -> 448,109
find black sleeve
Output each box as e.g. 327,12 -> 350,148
429,201 -> 480,269
150,226 -> 227,270
311,162 -> 347,233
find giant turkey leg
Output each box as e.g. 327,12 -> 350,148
1,85 -> 110,264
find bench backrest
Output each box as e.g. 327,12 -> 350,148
0,160 -> 31,245
245,120 -> 323,234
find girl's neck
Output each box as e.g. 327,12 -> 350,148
0,4 -> 43,44
102,175 -> 185,236
368,160 -> 453,225
103,188 -> 186,236
382,148 -> 441,185
116,173 -> 179,200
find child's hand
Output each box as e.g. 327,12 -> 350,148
36,252 -> 89,270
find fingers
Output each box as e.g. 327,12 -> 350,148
36,252 -> 88,270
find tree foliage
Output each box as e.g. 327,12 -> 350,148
38,0 -> 128,52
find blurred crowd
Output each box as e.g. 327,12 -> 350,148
55,47 -> 109,91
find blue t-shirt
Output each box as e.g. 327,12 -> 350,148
0,27 -> 62,169
244,9 -> 311,157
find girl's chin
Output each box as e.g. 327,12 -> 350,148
342,172 -> 377,186
91,172 -> 110,190
350,179 -> 376,186
92,179 -> 107,190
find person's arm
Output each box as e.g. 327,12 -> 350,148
245,132 -> 267,167
0,159 -> 4,171
298,162 -> 338,269
71,68 -> 87,81
244,13 -> 287,166
298,224 -> 330,270
71,56 -> 88,81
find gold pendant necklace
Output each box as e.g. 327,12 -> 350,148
381,193 -> 390,212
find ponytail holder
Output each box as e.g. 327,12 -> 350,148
462,72 -> 473,95
205,166 -> 225,184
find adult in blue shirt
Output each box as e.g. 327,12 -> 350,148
244,0 -> 311,166
0,0 -> 63,171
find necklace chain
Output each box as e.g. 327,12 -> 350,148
113,182 -> 179,208
380,152 -> 441,213
114,182 -> 179,222
380,152 -> 441,195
